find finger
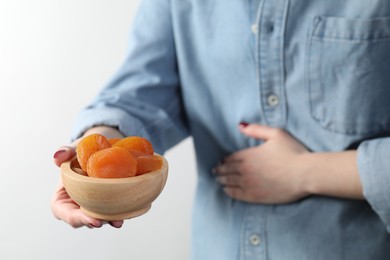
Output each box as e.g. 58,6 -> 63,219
223,186 -> 247,201
216,174 -> 243,188
223,150 -> 248,164
212,162 -> 241,176
55,200 -> 103,228
51,184 -> 103,228
109,220 -> 124,228
53,146 -> 76,167
238,123 -> 280,141
72,210 -> 104,229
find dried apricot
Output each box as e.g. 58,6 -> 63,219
70,158 -> 87,176
86,147 -> 137,178
76,134 -> 112,172
108,138 -> 121,145
136,154 -> 163,175
74,135 -> 162,178
113,136 -> 154,156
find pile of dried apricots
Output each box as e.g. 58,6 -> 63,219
75,134 -> 162,178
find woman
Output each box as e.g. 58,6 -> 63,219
52,0 -> 390,259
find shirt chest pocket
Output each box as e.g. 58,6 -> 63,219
306,16 -> 390,135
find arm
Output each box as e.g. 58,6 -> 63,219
357,139 -> 390,232
72,0 -> 188,153
52,0 -> 188,228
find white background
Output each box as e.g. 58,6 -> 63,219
0,1 -> 196,259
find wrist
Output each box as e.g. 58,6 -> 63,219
83,125 -> 125,139
71,126 -> 125,148
296,152 -> 318,197
296,150 -> 363,200
295,152 -> 317,197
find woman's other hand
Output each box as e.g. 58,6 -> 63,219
213,123 -> 310,204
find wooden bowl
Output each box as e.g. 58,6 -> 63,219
60,154 -> 168,220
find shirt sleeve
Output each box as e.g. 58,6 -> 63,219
357,138 -> 390,232
71,0 -> 189,154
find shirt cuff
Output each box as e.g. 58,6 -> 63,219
357,139 -> 390,232
71,105 -> 149,141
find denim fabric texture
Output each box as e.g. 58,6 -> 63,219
73,0 -> 390,259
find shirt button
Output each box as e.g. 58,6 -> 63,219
251,24 -> 258,34
267,94 -> 279,107
267,23 -> 274,33
314,16 -> 322,25
249,233 -> 260,246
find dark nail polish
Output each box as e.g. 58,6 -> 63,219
239,122 -> 249,127
53,150 -> 66,159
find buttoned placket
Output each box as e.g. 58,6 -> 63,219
241,1 -> 289,259
240,205 -> 267,260
255,0 -> 288,128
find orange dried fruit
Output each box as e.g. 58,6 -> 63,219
86,147 -> 137,178
108,138 -> 121,145
70,158 -> 88,176
136,154 -> 163,175
76,134 -> 112,172
74,135 -> 162,179
113,136 -> 154,156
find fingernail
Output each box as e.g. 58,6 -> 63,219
53,150 -> 66,159
239,121 -> 249,128
89,223 -> 101,228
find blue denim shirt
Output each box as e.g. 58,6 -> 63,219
73,0 -> 390,259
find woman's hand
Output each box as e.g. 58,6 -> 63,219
51,126 -> 125,228
213,123 -> 310,204
214,123 -> 363,203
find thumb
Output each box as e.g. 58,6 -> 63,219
238,122 -> 279,140
53,146 -> 76,167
